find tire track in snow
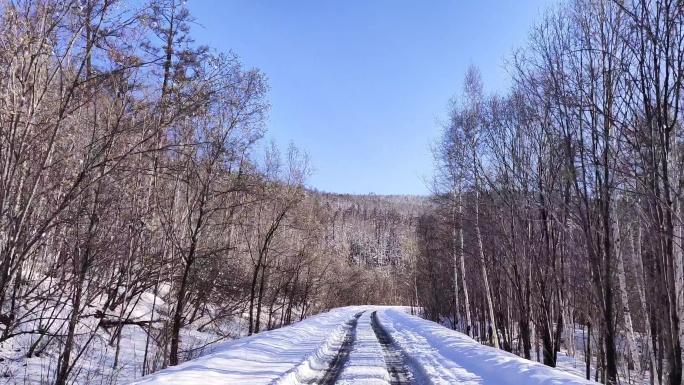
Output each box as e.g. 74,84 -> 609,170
371,311 -> 414,385
312,311 -> 364,385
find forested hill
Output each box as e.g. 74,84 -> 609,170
302,192 -> 429,307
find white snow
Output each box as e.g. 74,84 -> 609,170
128,307 -> 364,385
378,308 -> 596,385
336,311 -> 390,384
126,306 -> 597,385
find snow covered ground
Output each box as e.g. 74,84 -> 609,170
0,286 -> 243,385
128,306 -> 597,384
128,306 -> 365,385
378,308 -> 595,385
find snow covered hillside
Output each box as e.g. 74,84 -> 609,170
128,306 -> 595,385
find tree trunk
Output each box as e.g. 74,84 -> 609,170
169,232 -> 197,367
452,186 -> 461,331
614,209 -> 642,379
586,321 -> 592,381
459,185 -> 472,336
475,170 -> 499,349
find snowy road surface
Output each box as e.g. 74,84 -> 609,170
128,306 -> 595,385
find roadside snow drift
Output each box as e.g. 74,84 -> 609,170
378,308 -> 595,385
127,306 -> 595,385
128,307 -> 363,385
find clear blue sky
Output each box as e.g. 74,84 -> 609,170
187,0 -> 548,195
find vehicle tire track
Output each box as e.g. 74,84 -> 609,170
312,311 -> 364,385
371,311 -> 414,385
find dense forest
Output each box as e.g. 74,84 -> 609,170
0,0 -> 424,382
418,1 -> 684,385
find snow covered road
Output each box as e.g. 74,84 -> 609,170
128,306 -> 595,385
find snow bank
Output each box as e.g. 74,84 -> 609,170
128,307 -> 363,385
377,308 -> 595,385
